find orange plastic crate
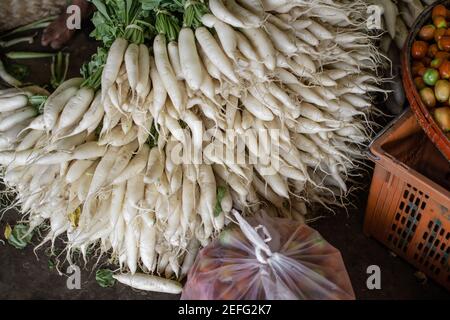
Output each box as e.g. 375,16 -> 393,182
364,110 -> 450,291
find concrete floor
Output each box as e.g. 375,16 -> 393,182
0,32 -> 449,300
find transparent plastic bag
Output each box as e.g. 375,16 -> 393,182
181,210 -> 355,300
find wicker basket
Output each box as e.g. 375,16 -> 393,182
401,0 -> 450,162
0,0 -> 67,31
365,110 -> 450,291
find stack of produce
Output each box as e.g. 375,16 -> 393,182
0,0 -> 385,292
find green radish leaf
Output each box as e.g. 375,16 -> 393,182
91,0 -> 111,21
140,0 -> 162,10
214,186 -> 227,217
96,269 -> 116,288
7,224 -> 33,250
4,224 -> 12,240
29,95 -> 48,114
81,47 -> 107,89
183,0 -> 209,28
51,52 -> 70,89
160,0 -> 184,13
147,121 -> 159,148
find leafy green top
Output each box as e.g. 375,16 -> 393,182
90,0 -> 155,46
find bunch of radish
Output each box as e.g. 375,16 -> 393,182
0,0 -> 387,293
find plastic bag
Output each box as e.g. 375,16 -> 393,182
181,210 -> 355,300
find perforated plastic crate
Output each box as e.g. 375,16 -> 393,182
364,110 -> 450,291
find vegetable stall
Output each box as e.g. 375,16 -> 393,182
0,0 -> 449,299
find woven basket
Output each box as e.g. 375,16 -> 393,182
401,0 -> 450,161
0,0 -> 67,31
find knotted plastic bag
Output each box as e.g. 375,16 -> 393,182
182,210 -> 355,300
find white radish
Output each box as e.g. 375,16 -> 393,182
110,182 -> 126,229
102,38 -> 128,99
241,93 -> 274,121
57,87 -> 95,130
136,44 -> 151,98
201,14 -> 238,61
61,92 -> 104,138
0,149 -> 35,166
209,0 -> 245,28
113,273 -> 182,294
241,28 -> 276,71
0,107 -> 37,131
16,129 -> 44,152
26,115 -> 46,131
180,238 -> 200,279
43,85 -> 80,131
256,165 -> 289,198
140,223 -> 156,272
236,32 -> 259,61
86,146 -> 120,198
195,27 -> 239,83
124,43 -> 140,92
112,144 -> 149,185
264,22 -> 297,54
99,125 -> 138,147
0,95 -> 28,112
154,34 -> 184,113
198,164 -> 217,227
227,0 -> 262,27
182,174 -> 196,232
66,160 -> 94,184
71,141 -> 107,160
168,41 -> 183,80
125,221 -> 139,274
0,122 -> 29,150
179,28 -> 203,91
144,148 -> 164,183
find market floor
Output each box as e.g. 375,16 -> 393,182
0,32 -> 449,300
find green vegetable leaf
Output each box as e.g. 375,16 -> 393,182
140,0 -> 162,10
183,0 -> 209,28
147,120 -> 159,148
141,0 -> 183,12
91,0 -> 111,22
90,0 -> 154,46
7,224 -> 33,250
81,47 -> 107,89
29,95 -> 48,114
4,224 -> 12,240
214,186 -> 227,217
96,269 -> 116,288
51,52 -> 70,89
155,9 -> 181,41
5,63 -> 29,81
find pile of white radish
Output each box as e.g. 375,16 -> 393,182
0,0 -> 387,293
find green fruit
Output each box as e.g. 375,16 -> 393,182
423,68 -> 440,86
